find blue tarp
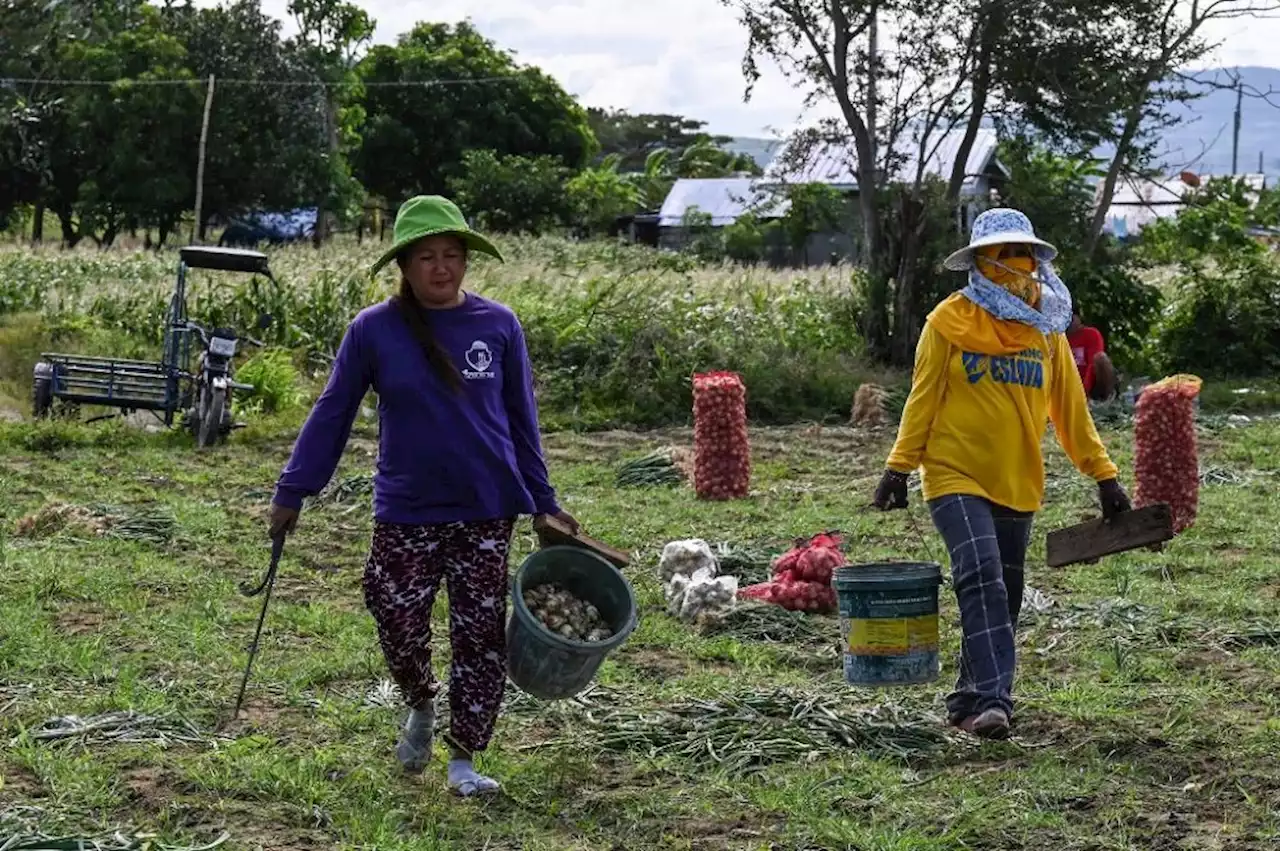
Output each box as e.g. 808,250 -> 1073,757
220,208 -> 316,246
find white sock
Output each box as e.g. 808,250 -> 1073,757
447,758 -> 499,797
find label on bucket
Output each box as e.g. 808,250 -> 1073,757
847,615 -> 938,656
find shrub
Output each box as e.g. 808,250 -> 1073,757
1152,253 -> 1280,377
996,139 -> 1162,369
234,348 -> 304,414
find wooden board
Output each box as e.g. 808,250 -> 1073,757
1046,503 -> 1174,568
535,515 -> 631,570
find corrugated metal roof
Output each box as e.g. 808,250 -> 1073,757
657,178 -> 788,227
1101,173 -> 1270,237
761,128 -> 1002,190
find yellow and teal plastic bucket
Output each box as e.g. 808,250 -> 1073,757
833,562 -> 942,686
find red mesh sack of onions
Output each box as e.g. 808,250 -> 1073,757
739,578 -> 837,613
692,371 -> 751,501
1133,374 -> 1202,534
771,532 -> 846,585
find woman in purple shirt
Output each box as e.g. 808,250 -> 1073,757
268,195 -> 577,797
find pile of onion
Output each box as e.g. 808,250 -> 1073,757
693,371 -> 751,501
738,532 -> 843,613
523,583 -> 614,642
1133,374 -> 1202,534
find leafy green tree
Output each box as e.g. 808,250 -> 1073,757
630,150 -> 675,212
566,155 -> 642,234
1137,177 -> 1277,266
160,0 -> 332,236
723,213 -> 776,263
67,8 -> 200,245
586,108 -> 759,174
997,137 -> 1161,367
357,22 -> 595,206
446,149 -> 574,235
587,109 -> 721,170
721,0 -> 1225,364
1153,252 -> 1280,377
673,138 -> 759,178
286,0 -> 373,241
778,183 -> 845,265
0,0 -> 203,245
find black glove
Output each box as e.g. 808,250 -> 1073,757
873,469 -> 909,511
1098,478 -> 1131,520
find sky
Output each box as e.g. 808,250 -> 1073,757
230,0 -> 1280,139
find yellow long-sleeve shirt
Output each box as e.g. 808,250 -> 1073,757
885,313 -> 1118,513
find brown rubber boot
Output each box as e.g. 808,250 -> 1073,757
957,708 -> 1010,739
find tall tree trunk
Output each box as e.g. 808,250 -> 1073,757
1087,82 -> 1150,255
947,17 -> 994,208
56,206 -> 79,248
890,195 -> 929,365
32,202 -> 45,243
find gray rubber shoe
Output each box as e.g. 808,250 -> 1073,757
396,706 -> 435,773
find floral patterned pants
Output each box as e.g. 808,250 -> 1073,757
362,518 -> 515,755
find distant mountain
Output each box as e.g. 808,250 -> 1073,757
1145,66 -> 1280,176
723,66 -> 1280,178
722,136 -> 784,170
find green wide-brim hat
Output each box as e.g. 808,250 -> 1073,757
370,195 -> 504,277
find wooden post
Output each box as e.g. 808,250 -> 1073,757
192,74 -> 216,244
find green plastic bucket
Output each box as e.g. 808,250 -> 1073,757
506,545 -> 638,700
833,562 -> 942,686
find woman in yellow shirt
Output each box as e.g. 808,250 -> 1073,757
872,208 -> 1131,739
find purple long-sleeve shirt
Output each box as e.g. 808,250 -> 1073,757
273,294 -> 561,524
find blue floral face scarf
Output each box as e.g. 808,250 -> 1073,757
960,246 -> 1073,336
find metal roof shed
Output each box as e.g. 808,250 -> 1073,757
657,178 -> 788,227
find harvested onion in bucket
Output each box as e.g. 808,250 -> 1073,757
522,583 -> 614,642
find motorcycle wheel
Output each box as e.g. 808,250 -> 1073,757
197,388 -> 225,448
32,374 -> 53,419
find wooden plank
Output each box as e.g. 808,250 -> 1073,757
534,515 -> 631,570
1046,503 -> 1174,568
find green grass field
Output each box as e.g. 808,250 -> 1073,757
2,411 -> 1279,850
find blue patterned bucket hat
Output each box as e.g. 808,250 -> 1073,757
944,208 -> 1058,271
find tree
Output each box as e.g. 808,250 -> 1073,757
0,0 -> 202,246
997,138 -> 1161,366
160,0 -> 332,238
721,0 -> 1191,363
673,138 -> 760,178
630,150 -> 676,212
287,0 -> 374,243
356,21 -> 595,206
69,11 -> 201,246
446,149 -> 574,235
586,108 -> 760,174
566,154 -> 642,234
587,109 -> 722,169
1138,176 -> 1278,265
1081,0 -> 1280,254
777,183 -> 845,265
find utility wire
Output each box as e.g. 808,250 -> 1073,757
0,74 -> 527,88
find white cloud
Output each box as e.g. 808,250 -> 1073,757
223,0 -> 1280,138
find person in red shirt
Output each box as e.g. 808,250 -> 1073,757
1066,312 -> 1117,401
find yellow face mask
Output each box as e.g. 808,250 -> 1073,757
976,244 -> 1040,307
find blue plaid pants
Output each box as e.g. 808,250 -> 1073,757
928,494 -> 1034,722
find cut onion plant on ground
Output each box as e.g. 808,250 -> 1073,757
562,689 -> 966,775
613,447 -> 689,488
